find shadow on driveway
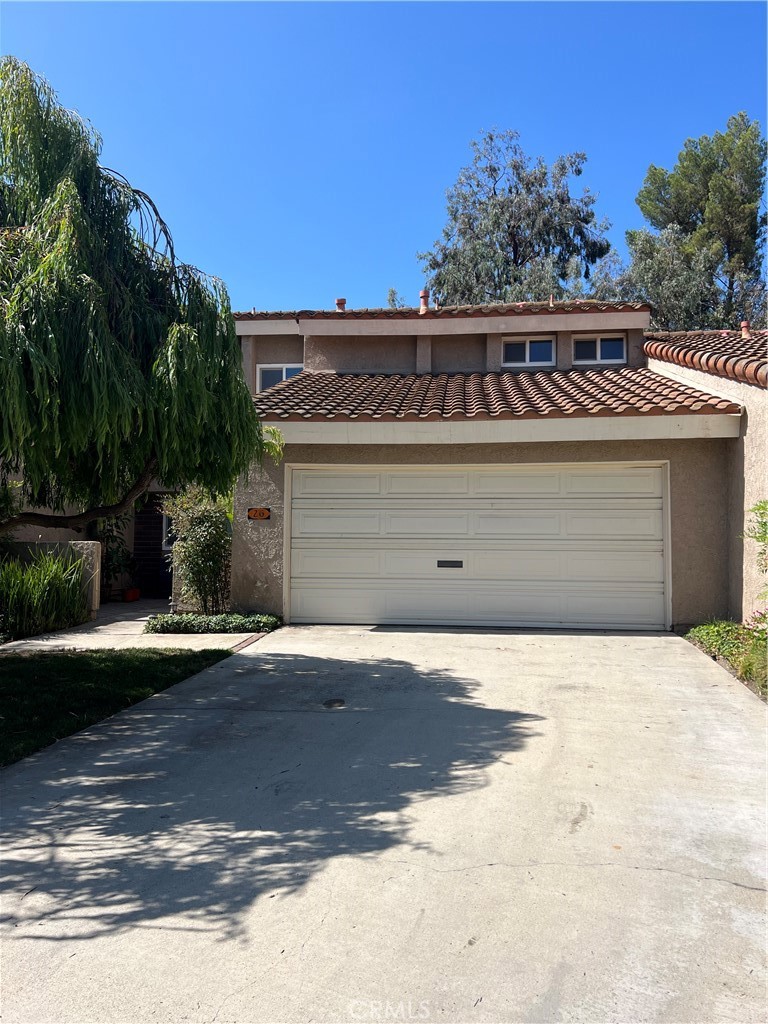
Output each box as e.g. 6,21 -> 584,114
1,649 -> 544,943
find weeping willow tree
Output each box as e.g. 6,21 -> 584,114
0,57 -> 277,535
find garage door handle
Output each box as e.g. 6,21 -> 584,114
437,560 -> 463,568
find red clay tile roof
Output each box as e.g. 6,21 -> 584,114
235,300 -> 650,321
253,368 -> 741,422
644,330 -> 768,387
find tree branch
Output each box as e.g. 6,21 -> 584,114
0,458 -> 159,535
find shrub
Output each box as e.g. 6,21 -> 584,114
144,612 -> 280,635
687,619 -> 767,697
0,550 -> 88,642
162,488 -> 232,614
740,633 -> 767,694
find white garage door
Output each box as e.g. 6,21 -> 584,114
288,464 -> 668,629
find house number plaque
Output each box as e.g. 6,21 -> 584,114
247,507 -> 271,521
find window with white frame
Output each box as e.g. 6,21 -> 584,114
257,364 -> 303,391
501,336 -> 556,368
572,334 -> 626,365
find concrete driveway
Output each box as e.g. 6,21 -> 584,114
2,627 -> 765,1024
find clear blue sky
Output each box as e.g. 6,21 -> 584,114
2,1 -> 766,311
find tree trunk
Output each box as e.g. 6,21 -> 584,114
0,458 -> 158,535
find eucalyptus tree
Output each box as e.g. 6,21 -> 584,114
418,129 -> 611,306
0,58 -> 274,535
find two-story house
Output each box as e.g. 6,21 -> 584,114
231,296 -> 765,632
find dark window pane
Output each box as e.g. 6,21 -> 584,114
600,338 -> 625,361
260,368 -> 284,390
504,342 -> 527,364
285,365 -> 303,378
529,340 -> 553,363
574,339 -> 597,361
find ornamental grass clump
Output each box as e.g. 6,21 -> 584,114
162,488 -> 232,615
0,550 -> 88,642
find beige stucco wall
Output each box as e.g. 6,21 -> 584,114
304,335 -> 418,374
431,335 -> 487,373
232,438 -> 730,628
648,358 -> 767,620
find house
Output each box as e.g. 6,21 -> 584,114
232,298 -> 765,632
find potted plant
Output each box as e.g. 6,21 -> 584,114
97,516 -> 137,601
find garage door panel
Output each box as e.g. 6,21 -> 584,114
383,551 -> 468,577
565,509 -> 663,539
473,511 -> 562,537
291,548 -> 383,578
384,511 -> 470,536
564,467 -> 662,498
292,471 -> 381,497
566,550 -> 664,582
563,592 -> 664,626
384,472 -> 469,496
292,509 -> 381,536
471,470 -> 562,497
472,550 -> 562,580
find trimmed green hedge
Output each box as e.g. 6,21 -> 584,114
687,618 -> 767,697
144,612 -> 281,635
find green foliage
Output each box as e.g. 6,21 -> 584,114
0,648 -> 231,765
631,113 -> 766,327
144,612 -> 281,634
96,514 -> 135,592
0,57 -> 272,532
744,500 -> 768,576
162,488 -> 232,615
0,549 -> 88,641
687,619 -> 767,697
387,287 -> 408,309
418,128 -> 610,306
622,227 -> 726,331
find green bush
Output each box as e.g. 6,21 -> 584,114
144,612 -> 281,635
687,619 -> 767,697
0,550 -> 88,642
162,488 -> 232,614
740,634 -> 767,693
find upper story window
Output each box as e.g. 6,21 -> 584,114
257,364 -> 303,391
573,335 -> 626,365
502,336 -> 556,368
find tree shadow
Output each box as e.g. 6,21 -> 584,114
1,650 -> 544,943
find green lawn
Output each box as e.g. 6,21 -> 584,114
0,648 -> 231,766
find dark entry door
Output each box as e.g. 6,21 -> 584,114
132,493 -> 172,598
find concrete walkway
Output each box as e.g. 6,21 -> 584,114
2,626 -> 766,1023
0,599 -> 259,653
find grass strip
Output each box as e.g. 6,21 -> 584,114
0,647 -> 231,765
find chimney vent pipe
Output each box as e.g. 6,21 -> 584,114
335,298 -> 347,312
419,288 -> 430,314
741,320 -> 751,339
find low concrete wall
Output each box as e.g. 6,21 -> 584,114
8,540 -> 101,619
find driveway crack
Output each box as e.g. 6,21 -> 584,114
389,859 -> 765,892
